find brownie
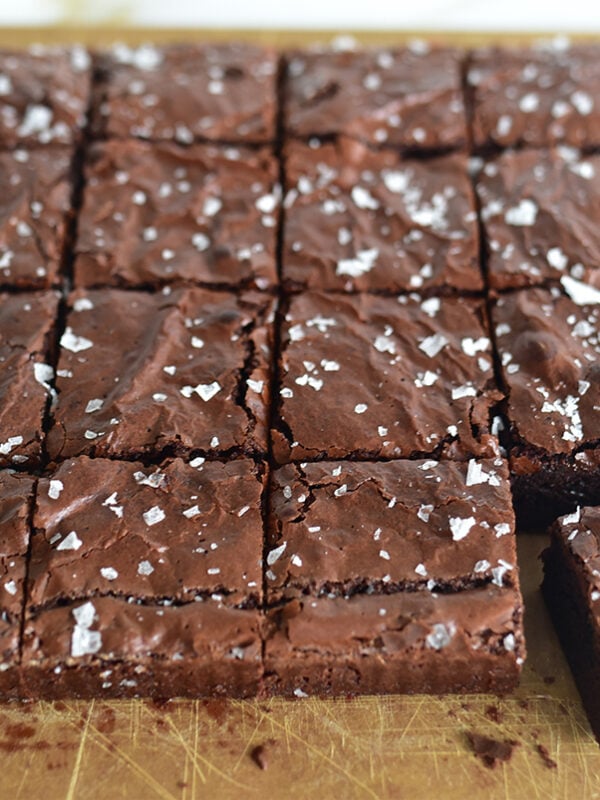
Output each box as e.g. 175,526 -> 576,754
0,147 -> 73,288
469,44 -> 600,150
285,46 -> 467,150
493,281 -> 600,524
477,148 -> 600,290
542,507 -> 600,740
74,139 -> 279,290
21,456 -> 265,698
95,43 -> 277,144
47,288 -> 274,461
283,138 -> 481,293
273,291 -> 499,463
0,46 -> 91,147
0,291 -> 59,467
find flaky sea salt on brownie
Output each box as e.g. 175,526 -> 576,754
282,138 -> 481,293
469,44 -> 600,149
493,281 -> 600,524
74,140 -> 278,290
46,288 -> 273,461
477,148 -> 600,291
0,292 -> 59,467
21,457 -> 264,698
0,46 -> 91,147
285,45 -> 467,150
94,43 -> 277,144
0,147 -> 73,288
273,291 -> 499,463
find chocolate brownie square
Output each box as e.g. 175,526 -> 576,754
477,148 -> 600,290
0,291 -> 59,467
0,46 -> 91,147
469,44 -> 600,150
0,147 -> 73,288
283,138 -> 481,293
21,456 -> 265,698
285,45 -> 467,150
273,291 -> 499,463
74,140 -> 278,290
95,43 -> 277,144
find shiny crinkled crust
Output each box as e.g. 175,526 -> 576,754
284,45 -> 467,150
74,140 -> 279,290
273,291 -> 500,463
283,138 -> 481,293
94,43 -> 277,144
469,44 -> 600,150
47,288 -> 274,461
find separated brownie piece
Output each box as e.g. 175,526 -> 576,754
273,291 -> 499,463
0,292 -> 59,467
22,457 -> 265,698
0,46 -> 91,147
95,43 -> 277,144
264,458 -> 524,696
0,147 -> 73,288
542,507 -> 600,740
285,46 -> 467,150
74,140 -> 278,290
477,148 -> 600,290
469,44 -> 600,150
47,288 -> 273,461
493,280 -> 600,524
283,138 -> 481,293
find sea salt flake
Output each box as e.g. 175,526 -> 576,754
426,622 -> 455,650
267,542 -> 287,565
143,506 -> 165,526
61,328 -> 93,352
419,333 -> 448,358
48,479 -> 64,500
100,567 -> 118,581
85,398 -> 104,413
137,560 -> 154,576
337,247 -> 379,278
505,199 -> 538,226
449,516 -> 476,541
57,531 -> 82,551
183,505 -> 201,519
561,275 -> 600,305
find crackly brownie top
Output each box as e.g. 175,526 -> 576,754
75,139 -> 279,290
283,138 -> 480,293
30,457 -> 264,609
0,147 -> 73,289
95,43 -> 277,143
47,288 -> 273,460
493,281 -> 600,456
549,506 -> 600,619
469,44 -> 600,149
0,471 -> 35,622
267,458 -> 517,603
274,291 -> 498,462
0,46 -> 91,147
285,45 -> 467,149
477,148 -> 600,290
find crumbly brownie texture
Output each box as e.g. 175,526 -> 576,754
47,288 -> 273,461
285,45 -> 467,150
542,507 -> 600,739
94,43 -> 277,144
273,291 -> 499,463
477,148 -> 600,290
469,45 -> 600,149
0,292 -> 59,468
0,46 -> 91,147
283,138 -> 481,293
0,147 -> 73,289
74,139 -> 279,290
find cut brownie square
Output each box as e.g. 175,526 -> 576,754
47,288 -> 274,461
283,138 -> 481,294
94,43 -> 277,144
492,280 -> 600,524
0,46 -> 91,147
273,291 -> 499,463
74,140 -> 278,290
477,148 -> 600,291
264,458 -> 524,696
22,456 -> 265,698
469,44 -> 600,150
0,291 -> 59,468
542,507 -> 600,740
0,147 -> 73,289
285,46 -> 467,151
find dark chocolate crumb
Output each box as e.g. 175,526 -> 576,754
466,731 -> 518,769
536,744 -> 558,769
485,705 -> 502,724
543,676 -> 556,685
250,743 -> 270,770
